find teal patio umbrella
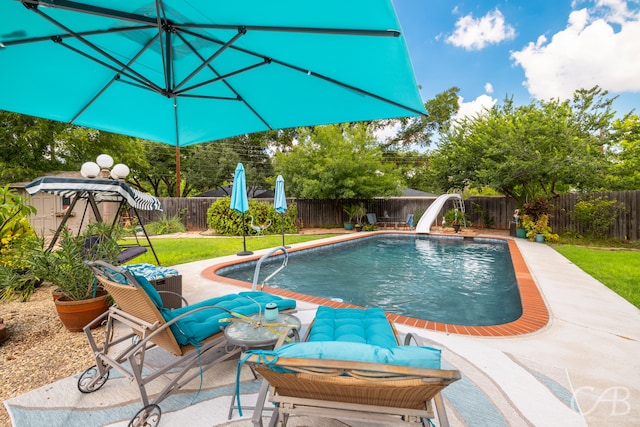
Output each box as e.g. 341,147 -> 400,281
273,175 -> 288,247
0,2 -> 426,192
230,163 -> 252,256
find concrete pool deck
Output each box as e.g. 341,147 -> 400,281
171,231 -> 640,426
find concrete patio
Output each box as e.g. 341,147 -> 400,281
168,232 -> 640,426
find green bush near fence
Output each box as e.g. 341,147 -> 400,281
206,197 -> 298,236
571,195 -> 625,239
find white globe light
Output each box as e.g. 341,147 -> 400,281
96,154 -> 114,169
80,161 -> 100,178
110,163 -> 130,179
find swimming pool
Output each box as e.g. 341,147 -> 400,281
216,235 -> 523,326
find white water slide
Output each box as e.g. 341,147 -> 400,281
415,193 -> 463,234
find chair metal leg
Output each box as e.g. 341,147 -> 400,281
433,393 -> 450,427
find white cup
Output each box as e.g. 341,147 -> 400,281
264,302 -> 279,321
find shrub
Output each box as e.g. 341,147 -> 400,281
207,197 -> 299,236
145,213 -> 187,235
572,196 -> 625,239
521,197 -> 552,222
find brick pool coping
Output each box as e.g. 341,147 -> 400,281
202,232 -> 550,336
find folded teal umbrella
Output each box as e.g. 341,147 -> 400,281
0,1 -> 425,147
231,163 -> 251,255
274,175 -> 288,247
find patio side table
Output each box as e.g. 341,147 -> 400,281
225,312 -> 301,422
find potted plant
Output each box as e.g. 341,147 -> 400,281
29,227 -> 120,331
352,203 -> 367,231
343,203 -> 366,231
520,214 -> 558,243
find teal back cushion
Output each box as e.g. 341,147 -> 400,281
162,292 -> 296,346
268,340 -> 441,369
307,306 -> 397,348
134,274 -> 164,309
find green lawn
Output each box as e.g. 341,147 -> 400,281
129,234 -> 338,266
554,245 -> 640,309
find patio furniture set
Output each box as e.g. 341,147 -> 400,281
78,260 -> 460,427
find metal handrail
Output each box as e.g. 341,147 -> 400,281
251,246 -> 288,291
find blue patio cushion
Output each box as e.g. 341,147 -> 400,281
133,274 -> 164,308
162,292 -> 296,347
256,340 -> 441,370
306,306 -> 397,348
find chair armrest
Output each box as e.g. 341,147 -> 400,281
157,290 -> 188,307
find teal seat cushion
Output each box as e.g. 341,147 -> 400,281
307,306 -> 397,348
162,292 -> 296,346
259,340 -> 441,370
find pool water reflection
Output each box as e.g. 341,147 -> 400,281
217,235 -> 522,326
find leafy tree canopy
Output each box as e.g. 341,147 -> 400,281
428,86 -> 616,207
274,123 -> 402,206
606,114 -> 640,190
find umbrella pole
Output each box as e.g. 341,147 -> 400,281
238,212 -> 253,256
280,213 -> 290,249
281,213 -> 285,247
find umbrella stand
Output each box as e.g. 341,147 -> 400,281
238,213 -> 253,256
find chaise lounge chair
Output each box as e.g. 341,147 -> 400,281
79,260 -> 296,427
242,306 -> 461,427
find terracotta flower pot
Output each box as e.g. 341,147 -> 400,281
53,291 -> 111,332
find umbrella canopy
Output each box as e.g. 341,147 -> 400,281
0,1 -> 426,147
230,163 -> 249,214
274,175 -> 287,214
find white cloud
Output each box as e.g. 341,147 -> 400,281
453,94 -> 497,124
511,2 -> 640,100
484,82 -> 494,94
374,122 -> 401,143
446,9 -> 516,50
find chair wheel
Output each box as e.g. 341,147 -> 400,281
129,404 -> 161,427
77,365 -> 109,393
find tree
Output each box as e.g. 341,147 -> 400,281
606,114 -> 640,190
274,123 -> 402,223
0,111 -> 146,185
429,86 -> 616,207
380,87 -> 460,148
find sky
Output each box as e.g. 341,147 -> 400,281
391,0 -> 640,119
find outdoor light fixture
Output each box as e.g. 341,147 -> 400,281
80,161 -> 100,178
96,154 -> 114,169
80,154 -> 129,180
110,163 -> 130,180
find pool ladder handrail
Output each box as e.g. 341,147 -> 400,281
251,246 -> 288,291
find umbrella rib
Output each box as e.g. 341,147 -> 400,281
182,23 -> 401,38
175,59 -> 269,96
182,28 -> 426,117
277,61 -> 428,117
23,0 -> 158,25
0,25 -> 153,47
28,7 -> 164,93
175,29 -> 274,129
53,37 -> 164,95
173,27 -> 247,92
69,34 -> 162,124
155,0 -> 172,93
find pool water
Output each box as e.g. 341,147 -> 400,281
218,235 -> 523,326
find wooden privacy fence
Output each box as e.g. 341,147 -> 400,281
138,191 -> 640,241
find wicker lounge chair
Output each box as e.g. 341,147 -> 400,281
242,307 -> 461,426
79,260 -> 296,427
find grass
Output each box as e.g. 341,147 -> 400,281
127,234 -> 338,266
554,244 -> 640,309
